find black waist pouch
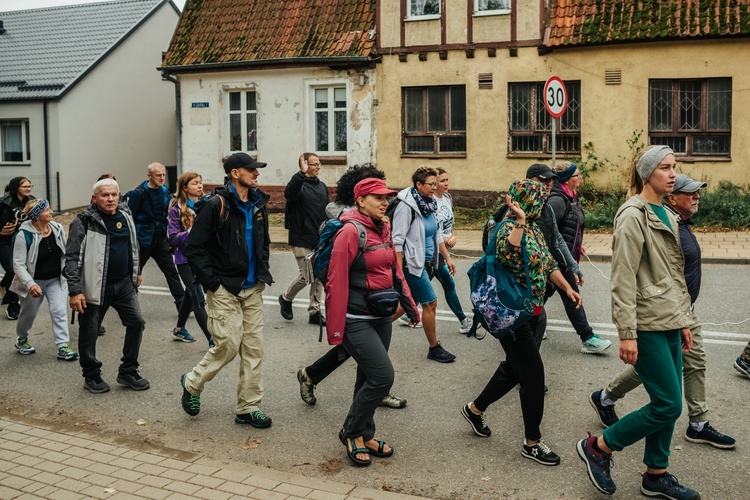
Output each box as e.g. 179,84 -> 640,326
366,288 -> 400,317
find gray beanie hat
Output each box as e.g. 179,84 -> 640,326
637,145 -> 674,182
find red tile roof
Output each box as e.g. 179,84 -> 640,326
162,0 -> 375,68
546,0 -> 750,48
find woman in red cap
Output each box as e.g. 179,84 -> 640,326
326,177 -> 419,466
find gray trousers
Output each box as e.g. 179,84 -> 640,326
606,321 -> 708,423
341,317 -> 394,441
17,277 -> 70,347
283,246 -> 323,315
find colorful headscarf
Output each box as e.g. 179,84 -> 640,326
508,179 -> 546,220
27,199 -> 49,221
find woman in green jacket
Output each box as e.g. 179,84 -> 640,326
576,145 -> 700,499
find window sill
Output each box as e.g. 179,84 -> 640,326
506,153 -> 580,159
405,14 -> 441,22
318,155 -> 348,166
675,155 -> 731,163
0,162 -> 31,167
401,153 -> 467,159
473,10 -> 510,17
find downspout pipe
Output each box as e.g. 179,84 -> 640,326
161,70 -> 182,173
42,100 -> 53,209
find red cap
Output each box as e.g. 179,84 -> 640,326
354,178 -> 398,199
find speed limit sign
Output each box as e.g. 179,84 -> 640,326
544,76 -> 568,118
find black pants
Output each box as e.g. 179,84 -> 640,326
306,346 -> 350,385
555,267 -> 593,342
474,315 -> 545,441
176,263 -> 211,342
0,240 -> 19,306
78,277 -> 145,379
139,231 -> 184,309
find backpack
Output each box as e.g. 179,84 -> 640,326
120,184 -> 146,210
384,196 -> 417,227
304,219 -> 368,288
193,192 -> 230,236
10,228 -> 33,263
481,207 -> 508,252
466,220 -> 534,341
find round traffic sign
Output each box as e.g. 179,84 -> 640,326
544,76 -> 568,119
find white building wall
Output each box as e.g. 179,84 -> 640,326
177,66 -> 376,187
56,3 -> 179,209
0,102 -> 46,196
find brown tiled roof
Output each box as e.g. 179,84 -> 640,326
546,0 -> 750,48
162,0 -> 375,67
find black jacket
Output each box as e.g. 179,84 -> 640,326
0,192 -> 34,243
185,185 -> 272,296
666,205 -> 701,304
284,172 -> 328,248
548,181 -> 585,260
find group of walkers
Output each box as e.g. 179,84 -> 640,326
2,144 -> 746,499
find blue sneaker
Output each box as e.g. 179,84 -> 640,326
576,432 -> 616,495
641,472 -> 701,499
172,328 -> 196,343
734,356 -> 750,379
581,334 -> 612,354
15,337 -> 36,355
684,422 -> 735,449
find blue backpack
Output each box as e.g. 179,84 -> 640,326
305,219 -> 367,287
466,220 -> 534,341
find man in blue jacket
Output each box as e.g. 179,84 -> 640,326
127,163 -> 185,326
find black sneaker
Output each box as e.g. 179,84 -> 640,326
589,390 -> 619,428
6,302 -> 19,320
684,422 -> 735,449
116,372 -> 151,391
278,295 -> 293,320
308,311 -> 326,325
427,342 -> 456,363
83,376 -> 110,394
98,325 -> 106,336
460,403 -> 491,437
297,368 -> 316,405
641,472 -> 701,500
576,432 -> 616,495
235,409 -> 272,428
522,440 -> 560,466
180,373 -> 200,416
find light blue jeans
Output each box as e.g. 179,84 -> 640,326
17,277 -> 71,347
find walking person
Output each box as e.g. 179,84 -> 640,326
576,145 -> 701,499
460,179 -> 581,466
326,177 -> 419,466
297,164 -> 411,409
11,199 -> 77,360
391,166 -> 456,363
167,171 -> 214,347
0,177 -> 34,320
548,162 -> 611,354
278,153 -> 328,325
180,153 -> 274,428
589,173 -> 734,448
127,162 -> 185,314
64,178 -> 148,394
735,340 -> 750,378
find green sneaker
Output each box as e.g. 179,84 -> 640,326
57,344 -> 78,361
15,337 -> 35,355
180,373 -> 200,416
235,409 -> 272,428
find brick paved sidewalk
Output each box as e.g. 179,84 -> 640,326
0,415 -> 421,500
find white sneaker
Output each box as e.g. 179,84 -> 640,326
398,314 -> 422,328
459,317 -> 472,334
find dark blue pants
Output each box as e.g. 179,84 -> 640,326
139,231 -> 184,309
554,267 -> 594,342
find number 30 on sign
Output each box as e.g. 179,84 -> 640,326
544,76 -> 568,119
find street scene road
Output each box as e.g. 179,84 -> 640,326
1,252 -> 748,499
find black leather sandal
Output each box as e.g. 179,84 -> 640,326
338,429 -> 371,466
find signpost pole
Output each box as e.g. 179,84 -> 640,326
543,76 -> 567,172
551,117 -> 557,169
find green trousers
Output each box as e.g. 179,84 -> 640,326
603,330 -> 683,469
606,321 -> 706,422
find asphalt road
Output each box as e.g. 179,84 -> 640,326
1,252 -> 748,499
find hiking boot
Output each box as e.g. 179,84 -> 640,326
684,422 -> 735,449
458,317 -> 472,334
278,295 -> 293,320
14,337 -> 35,355
235,409 -> 272,428
57,345 -> 78,361
380,394 -> 407,409
172,327 -> 196,343
398,314 -> 421,328
641,472 -> 701,500
589,390 -> 619,428
427,342 -> 456,363
180,373 -> 200,416
522,440 -> 560,466
576,432 -> 616,495
734,356 -> 750,378
116,372 -> 150,391
84,376 -> 110,394
581,335 -> 612,354
98,325 -> 106,336
296,368 -> 316,405
308,311 -> 326,325
460,403 -> 491,437
6,302 -> 20,320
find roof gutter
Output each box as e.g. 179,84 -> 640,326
159,56 -> 374,74
43,100 -> 52,208
160,70 -> 182,174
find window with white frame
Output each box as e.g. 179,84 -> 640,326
475,0 -> 510,14
313,86 -> 347,153
508,81 -> 581,155
0,120 -> 30,163
228,90 -> 257,152
409,0 -> 440,18
649,78 -> 731,159
403,85 -> 466,156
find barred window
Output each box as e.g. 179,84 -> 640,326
403,86 -> 466,156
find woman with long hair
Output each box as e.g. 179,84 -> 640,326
577,145 -> 700,499
167,171 -> 213,347
0,177 -> 34,320
11,199 -> 77,360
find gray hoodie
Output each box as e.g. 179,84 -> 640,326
390,187 -> 445,277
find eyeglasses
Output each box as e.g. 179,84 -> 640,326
423,182 -> 438,188
307,162 -> 321,168
19,184 -> 32,189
